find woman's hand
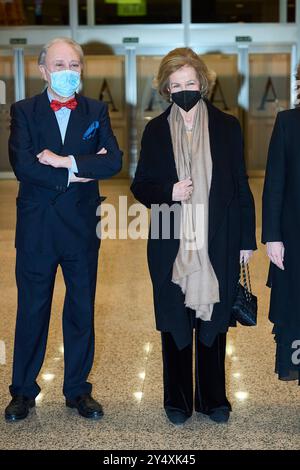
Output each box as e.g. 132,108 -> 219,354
172,178 -> 193,201
267,241 -> 285,270
240,250 -> 254,264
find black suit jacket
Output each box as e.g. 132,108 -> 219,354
131,100 -> 256,348
9,90 -> 123,253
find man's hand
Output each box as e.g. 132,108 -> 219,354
172,178 -> 193,201
97,147 -> 107,155
69,173 -> 94,183
267,241 -> 285,270
37,149 -> 72,169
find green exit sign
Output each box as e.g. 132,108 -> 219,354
123,37 -> 139,44
10,38 -> 27,45
235,36 -> 252,43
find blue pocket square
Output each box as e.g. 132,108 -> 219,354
83,121 -> 100,141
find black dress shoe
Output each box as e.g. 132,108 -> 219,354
165,407 -> 190,426
209,406 -> 230,423
66,394 -> 104,420
5,396 -> 35,422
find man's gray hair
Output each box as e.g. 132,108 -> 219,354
38,37 -> 84,66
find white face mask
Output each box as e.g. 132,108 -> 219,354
49,69 -> 81,98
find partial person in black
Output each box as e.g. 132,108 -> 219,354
262,62 -> 300,387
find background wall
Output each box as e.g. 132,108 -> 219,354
0,0 -> 299,177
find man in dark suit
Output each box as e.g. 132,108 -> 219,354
5,37 -> 122,421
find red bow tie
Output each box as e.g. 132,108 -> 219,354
50,97 -> 78,112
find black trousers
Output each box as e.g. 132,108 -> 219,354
161,322 -> 231,416
9,249 -> 99,401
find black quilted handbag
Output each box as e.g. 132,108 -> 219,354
232,259 -> 257,326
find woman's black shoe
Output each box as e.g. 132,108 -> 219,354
165,407 -> 190,426
209,406 -> 230,423
5,396 -> 35,421
66,394 -> 104,420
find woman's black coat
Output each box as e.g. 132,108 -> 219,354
131,100 -> 257,349
262,109 -> 300,338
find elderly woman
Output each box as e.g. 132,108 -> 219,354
262,65 -> 300,386
131,48 -> 256,425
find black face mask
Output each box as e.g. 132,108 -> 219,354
171,90 -> 202,112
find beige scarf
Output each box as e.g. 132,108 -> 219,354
169,100 -> 220,321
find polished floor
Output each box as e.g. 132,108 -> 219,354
0,178 -> 299,450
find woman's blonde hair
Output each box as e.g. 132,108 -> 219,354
155,47 -> 214,101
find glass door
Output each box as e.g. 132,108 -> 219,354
83,54 -> 128,177
0,49 -> 15,173
137,54 -> 169,152
203,53 -> 239,118
247,51 -> 292,173
24,48 -> 45,98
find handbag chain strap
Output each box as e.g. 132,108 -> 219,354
240,258 -> 252,302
